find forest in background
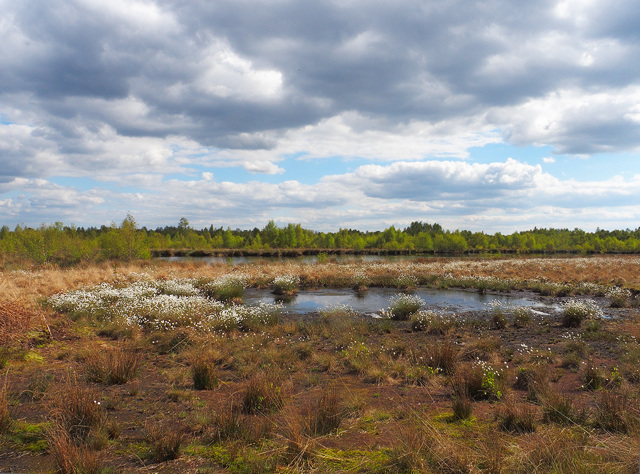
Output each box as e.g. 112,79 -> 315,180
2,214 -> 640,266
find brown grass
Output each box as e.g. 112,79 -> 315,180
83,344 -> 142,385
0,300 -> 35,345
1,258 -> 640,472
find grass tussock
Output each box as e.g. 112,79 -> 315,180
83,344 -> 142,385
242,371 -> 286,415
46,425 -> 105,474
48,373 -> 106,442
304,386 -> 345,436
145,418 -> 185,462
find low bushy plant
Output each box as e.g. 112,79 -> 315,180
388,294 -> 424,321
272,275 -> 299,295
605,286 -> 631,308
561,299 -> 602,328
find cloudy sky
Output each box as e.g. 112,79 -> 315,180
2,0 -> 640,232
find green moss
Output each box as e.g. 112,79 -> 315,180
7,421 -> 50,453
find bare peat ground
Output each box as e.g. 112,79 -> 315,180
1,256 -> 639,473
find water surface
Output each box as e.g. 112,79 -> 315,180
243,287 -> 558,315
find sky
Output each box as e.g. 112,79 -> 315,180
1,0 -> 640,233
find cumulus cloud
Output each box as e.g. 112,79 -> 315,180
1,0 -> 640,231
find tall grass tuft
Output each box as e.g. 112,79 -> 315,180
49,373 -> 106,442
145,419 -> 184,462
84,345 -> 142,385
593,389 -> 639,433
495,395 -> 537,433
46,424 -> 105,474
305,387 -> 345,436
191,360 -> 219,390
242,371 -> 285,415
0,375 -> 11,433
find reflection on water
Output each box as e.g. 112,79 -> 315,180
243,287 -> 558,315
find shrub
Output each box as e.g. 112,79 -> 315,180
388,294 -> 424,321
191,360 -> 219,390
84,345 -> 142,385
561,299 -> 602,328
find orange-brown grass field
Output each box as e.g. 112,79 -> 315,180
1,255 -> 640,473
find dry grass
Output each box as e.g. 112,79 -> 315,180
1,258 -> 640,472
46,424 -> 105,474
0,300 -> 35,345
145,418 -> 185,462
48,372 -> 106,442
83,344 -> 142,385
241,371 -> 286,415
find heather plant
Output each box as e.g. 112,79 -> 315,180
387,293 -> 424,321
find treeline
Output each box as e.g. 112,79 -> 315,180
2,214 -> 640,266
